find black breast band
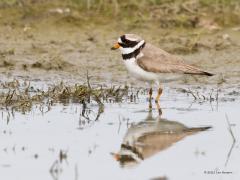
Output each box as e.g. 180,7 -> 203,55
122,42 -> 146,60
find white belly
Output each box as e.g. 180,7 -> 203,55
123,59 -> 159,82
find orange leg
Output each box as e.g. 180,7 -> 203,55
155,87 -> 163,103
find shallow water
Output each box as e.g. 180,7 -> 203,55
0,89 -> 239,180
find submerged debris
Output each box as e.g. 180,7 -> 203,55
178,87 -> 220,103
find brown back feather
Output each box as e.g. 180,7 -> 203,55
137,43 -> 213,76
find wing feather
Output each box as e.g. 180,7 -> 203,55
137,43 -> 213,76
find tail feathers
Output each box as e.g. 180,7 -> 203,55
184,71 -> 214,76
201,71 -> 214,76
186,126 -> 212,132
183,65 -> 214,76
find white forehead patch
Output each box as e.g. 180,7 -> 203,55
118,37 -> 122,43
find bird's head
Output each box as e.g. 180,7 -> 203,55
111,34 -> 145,57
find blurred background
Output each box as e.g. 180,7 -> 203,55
1,0 -> 239,26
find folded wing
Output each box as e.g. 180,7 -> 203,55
137,43 -> 213,76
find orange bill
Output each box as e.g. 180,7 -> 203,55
111,43 -> 120,50
110,152 -> 121,161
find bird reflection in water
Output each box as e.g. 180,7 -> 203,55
113,101 -> 211,166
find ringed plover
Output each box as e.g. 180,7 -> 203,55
111,34 -> 214,102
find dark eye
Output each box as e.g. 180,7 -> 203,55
119,41 -> 138,48
119,42 -> 128,48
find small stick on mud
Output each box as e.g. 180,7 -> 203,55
86,71 -> 92,103
216,87 -> 219,110
86,70 -> 91,90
